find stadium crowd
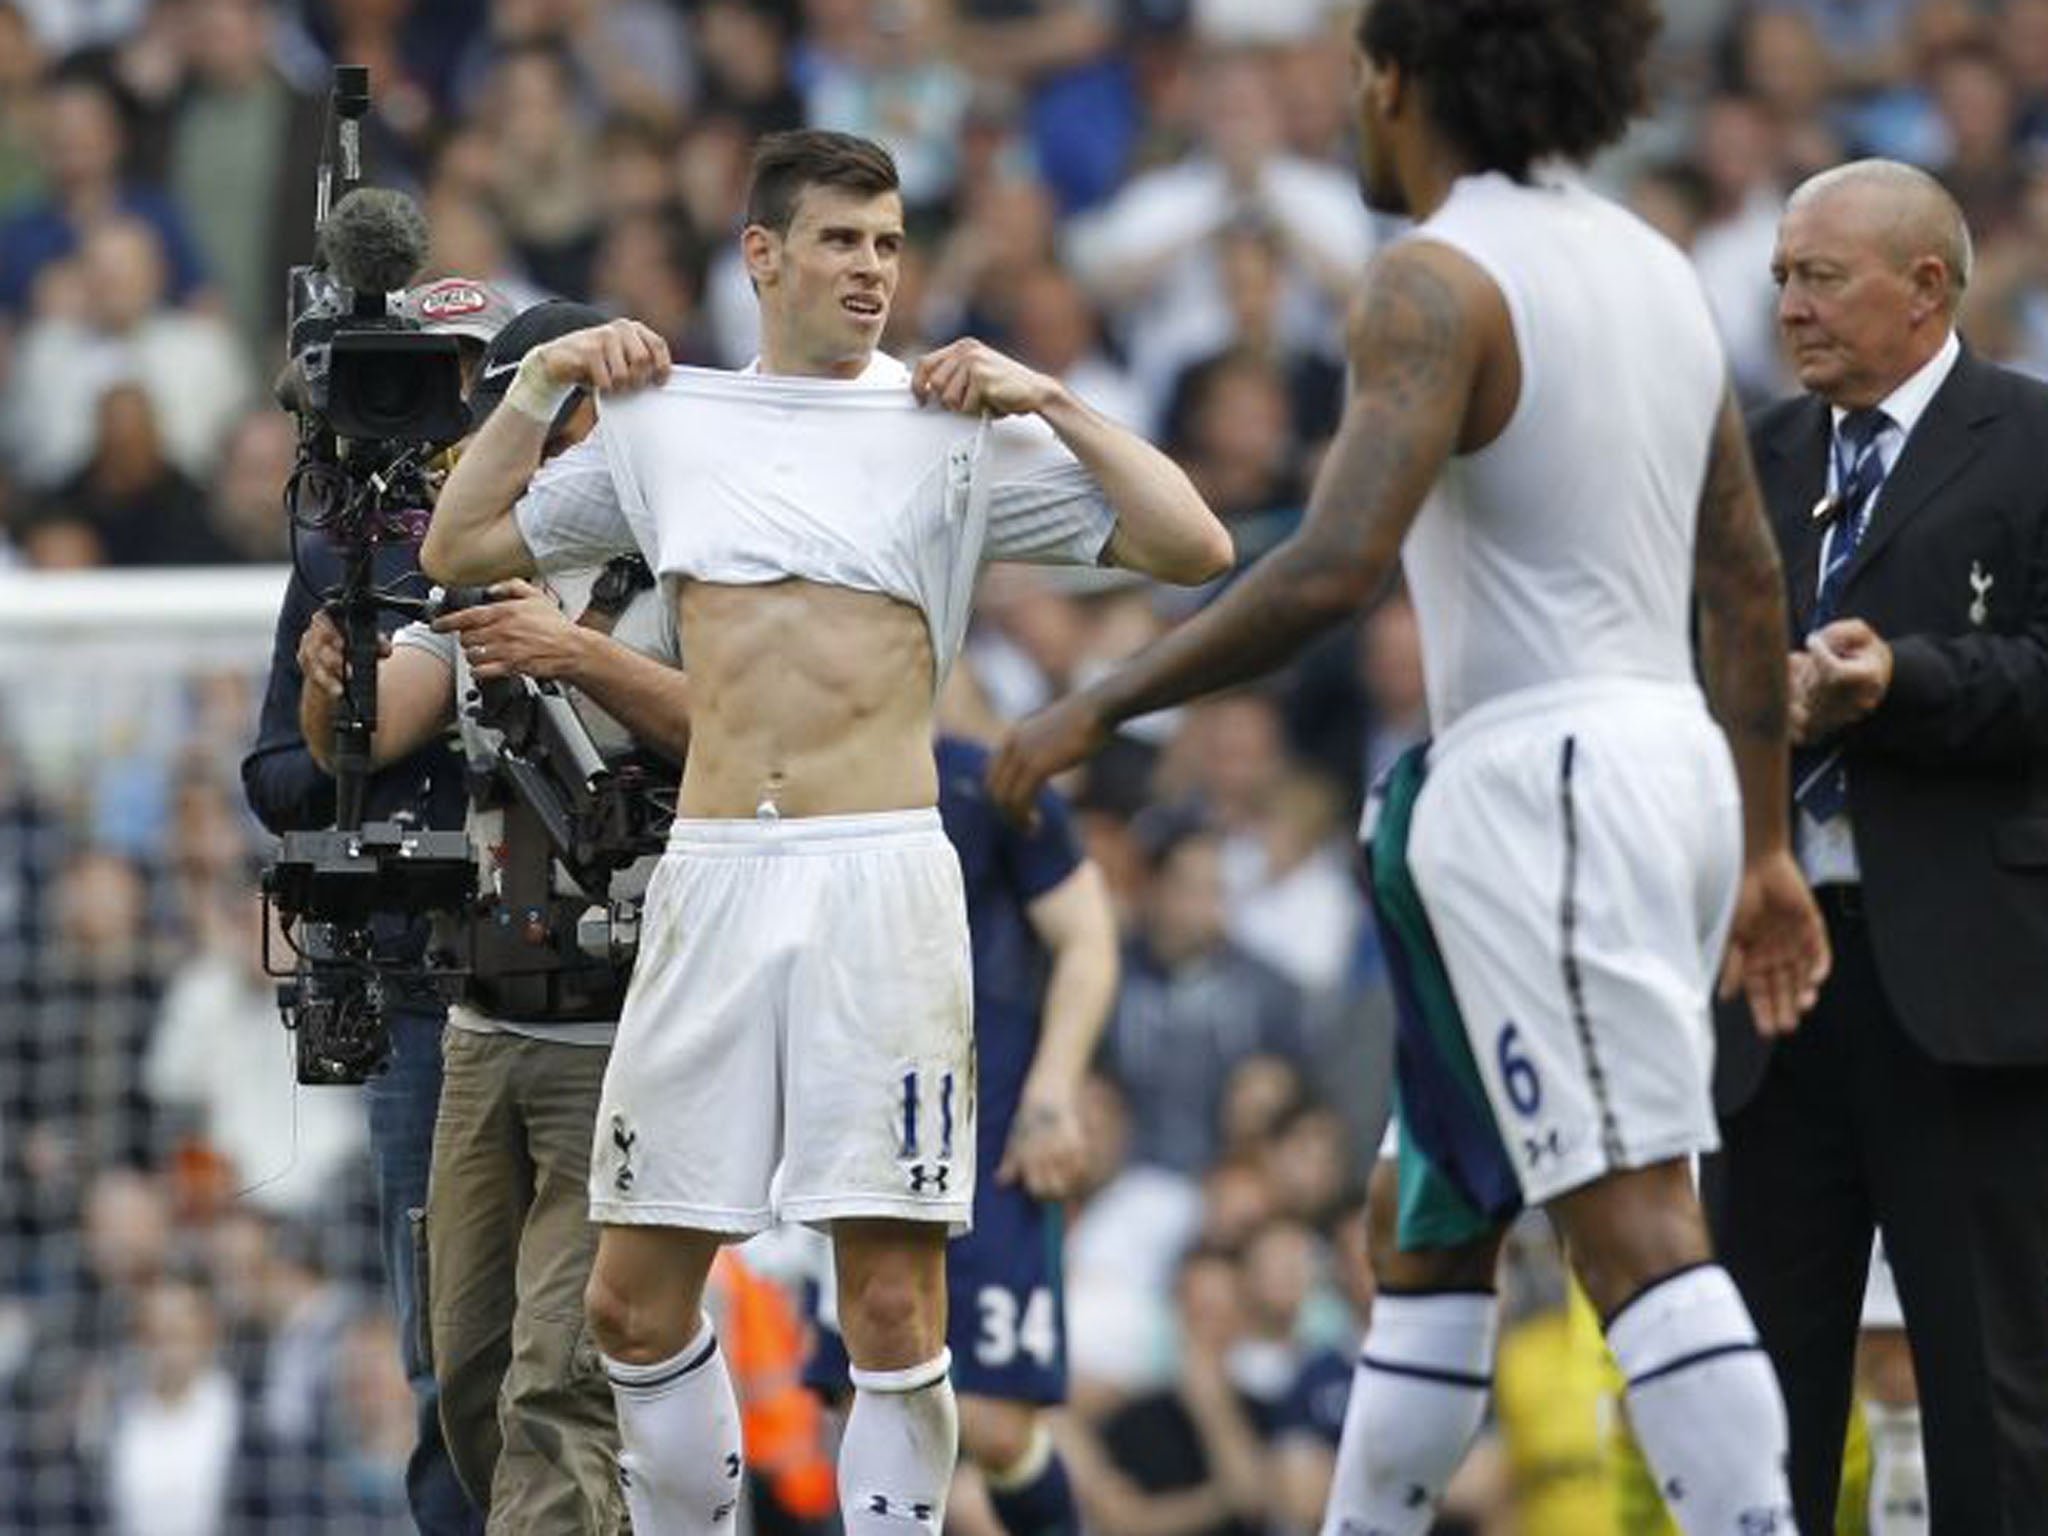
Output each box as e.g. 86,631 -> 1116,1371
0,0 -> 2042,1531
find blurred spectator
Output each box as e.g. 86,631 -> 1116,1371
1065,1246 -> 1271,1536
1761,0 -> 1919,96
2009,0 -> 2048,145
1006,263 -> 1148,428
104,1275 -> 240,1536
1064,1072 -> 1201,1404
8,0 -> 150,59
307,0 -> 442,180
0,63 -> 210,320
592,207 -> 712,361
202,410 -> 295,563
144,886 -> 367,1221
1684,93 -> 1789,404
35,851 -> 164,1170
1065,49 -> 1370,415
948,0 -> 1136,212
451,0 -> 695,133
1164,348 -> 1304,561
2,214 -> 253,490
1220,768 -> 1361,998
925,172 -> 1060,343
479,40 -> 602,295
326,1311 -> 418,1524
0,2 -> 46,216
166,0 -> 323,362
235,1218 -> 367,1528
803,0 -> 971,212
33,381 -> 236,567
694,0 -> 805,136
1104,819 -> 1304,1175
1733,6 -> 1846,176
1183,220 -> 1346,444
1930,39 -> 2028,239
593,113 -> 682,222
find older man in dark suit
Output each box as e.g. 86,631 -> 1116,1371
1715,158 -> 2048,1534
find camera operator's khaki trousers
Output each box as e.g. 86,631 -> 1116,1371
425,1027 -> 626,1534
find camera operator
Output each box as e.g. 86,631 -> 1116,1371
301,299 -> 688,1533
241,277 -> 514,1536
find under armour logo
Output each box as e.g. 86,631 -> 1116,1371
1403,1484 -> 1429,1509
907,1162 -> 949,1194
1664,1476 -> 1686,1503
1522,1127 -> 1565,1167
612,1115 -> 638,1192
724,1452 -> 742,1479
867,1495 -> 936,1522
1738,1509 -> 1791,1535
1970,560 -> 1993,626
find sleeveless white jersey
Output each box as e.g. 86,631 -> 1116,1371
1400,171 -> 1727,732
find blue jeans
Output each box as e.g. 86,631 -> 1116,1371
365,1006 -> 485,1535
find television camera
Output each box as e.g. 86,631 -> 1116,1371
261,68 -> 670,1083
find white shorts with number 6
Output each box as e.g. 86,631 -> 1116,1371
1408,678 -> 1743,1209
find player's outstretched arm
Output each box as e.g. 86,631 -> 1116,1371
424,320 -> 669,585
1693,382 -> 1829,1034
987,240 -> 1490,819
912,337 -> 1233,585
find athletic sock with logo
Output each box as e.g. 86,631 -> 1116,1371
1608,1264 -> 1797,1536
842,1350 -> 959,1536
603,1316 -> 745,1533
1318,1290 -> 1498,1536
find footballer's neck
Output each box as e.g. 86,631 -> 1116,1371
755,328 -> 875,380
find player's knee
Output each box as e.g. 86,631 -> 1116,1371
1553,1161 -> 1709,1317
585,1261 -> 691,1364
840,1266 -> 943,1365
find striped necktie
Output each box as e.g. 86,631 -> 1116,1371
1795,405 -> 1891,822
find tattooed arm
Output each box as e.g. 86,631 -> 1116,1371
1694,383 -> 1829,1033
1694,385 -> 1794,860
988,238 -> 1499,812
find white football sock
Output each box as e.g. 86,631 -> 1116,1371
841,1349 -> 959,1536
1318,1291 -> 1498,1536
1608,1265 -> 1797,1536
603,1316 -> 744,1534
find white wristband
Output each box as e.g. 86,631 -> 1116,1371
504,350 -> 574,424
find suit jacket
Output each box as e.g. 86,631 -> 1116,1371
1717,346 -> 2048,1111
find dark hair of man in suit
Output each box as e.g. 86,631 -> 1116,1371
1354,0 -> 1659,182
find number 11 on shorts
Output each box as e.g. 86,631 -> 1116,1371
898,1066 -> 957,1161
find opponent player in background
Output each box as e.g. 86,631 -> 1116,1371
990,2 -> 1831,1532
809,685 -> 1119,1536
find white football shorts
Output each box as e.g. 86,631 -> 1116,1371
1407,678 -> 1743,1209
589,807 -> 975,1235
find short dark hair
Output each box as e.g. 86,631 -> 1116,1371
744,130 -> 899,235
1358,0 -> 1660,180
